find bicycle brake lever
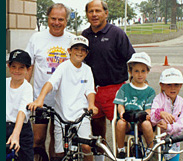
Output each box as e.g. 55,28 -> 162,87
168,149 -> 183,154
89,135 -> 101,140
155,132 -> 167,139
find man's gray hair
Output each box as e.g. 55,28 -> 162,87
85,0 -> 108,12
47,3 -> 70,21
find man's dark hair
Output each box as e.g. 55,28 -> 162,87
85,1 -> 108,12
47,3 -> 70,21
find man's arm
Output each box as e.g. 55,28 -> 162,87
27,82 -> 53,111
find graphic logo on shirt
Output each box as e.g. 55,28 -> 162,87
101,37 -> 109,42
46,46 -> 68,74
124,97 -> 145,110
81,80 -> 88,83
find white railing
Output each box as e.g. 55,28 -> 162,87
126,21 -> 183,34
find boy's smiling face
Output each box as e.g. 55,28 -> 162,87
68,44 -> 88,68
8,61 -> 29,82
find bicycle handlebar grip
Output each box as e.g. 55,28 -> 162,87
88,109 -> 93,115
165,135 -> 183,144
35,107 -> 48,112
26,105 -> 29,110
6,144 -> 15,154
73,137 -> 96,147
26,105 -> 47,112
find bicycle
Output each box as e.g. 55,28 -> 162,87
112,104 -> 183,161
27,104 -> 116,161
6,144 -> 18,161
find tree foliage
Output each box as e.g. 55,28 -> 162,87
37,0 -> 54,31
137,1 -> 157,22
137,0 -> 183,28
104,0 -> 136,23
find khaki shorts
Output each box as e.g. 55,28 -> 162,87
54,118 -> 92,153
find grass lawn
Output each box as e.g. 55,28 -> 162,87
120,21 -> 183,35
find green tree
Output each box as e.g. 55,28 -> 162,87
158,0 -> 171,24
177,3 -> 183,21
67,10 -> 83,35
104,0 -> 136,23
138,0 -> 183,28
37,0 -> 54,31
137,1 -> 157,22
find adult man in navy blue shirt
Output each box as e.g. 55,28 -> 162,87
82,1 -> 135,160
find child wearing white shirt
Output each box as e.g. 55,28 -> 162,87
6,49 -> 33,161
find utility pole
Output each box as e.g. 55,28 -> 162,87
124,0 -> 128,33
75,9 -> 78,35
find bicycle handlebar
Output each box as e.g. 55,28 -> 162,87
142,134 -> 183,161
165,135 -> 183,145
27,104 -> 93,125
27,104 -> 183,161
27,104 -> 116,160
123,110 -> 148,123
6,144 -> 16,160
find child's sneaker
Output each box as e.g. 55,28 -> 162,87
117,149 -> 126,159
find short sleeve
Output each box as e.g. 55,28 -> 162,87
19,84 -> 33,122
113,86 -> 125,105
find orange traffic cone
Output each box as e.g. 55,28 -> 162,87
163,56 -> 169,66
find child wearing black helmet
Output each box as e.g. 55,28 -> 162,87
6,49 -> 34,161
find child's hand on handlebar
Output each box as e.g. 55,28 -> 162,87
88,105 -> 98,115
157,120 -> 167,130
27,99 -> 44,112
120,112 -> 126,122
146,114 -> 151,121
6,134 -> 20,153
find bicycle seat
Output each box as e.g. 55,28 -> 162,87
123,110 -> 148,123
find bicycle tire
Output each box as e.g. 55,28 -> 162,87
34,147 -> 49,161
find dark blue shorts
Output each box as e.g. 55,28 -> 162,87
6,121 -> 34,161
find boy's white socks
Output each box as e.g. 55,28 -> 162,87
95,155 -> 105,161
118,146 -> 126,153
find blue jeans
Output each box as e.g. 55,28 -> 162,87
6,121 -> 34,161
